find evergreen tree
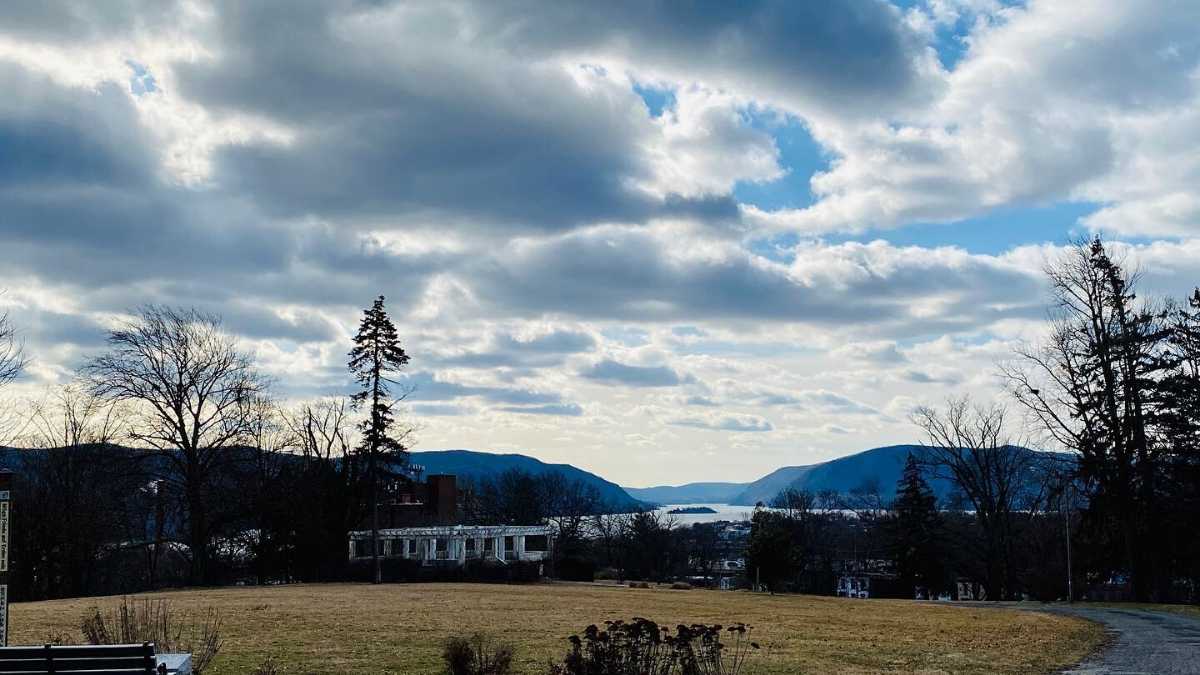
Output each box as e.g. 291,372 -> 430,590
744,507 -> 794,592
889,453 -> 947,598
348,296 -> 411,584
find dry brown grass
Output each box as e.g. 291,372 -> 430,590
11,582 -> 1103,674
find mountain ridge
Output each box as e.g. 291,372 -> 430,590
410,449 -> 644,510
625,444 -> 1063,506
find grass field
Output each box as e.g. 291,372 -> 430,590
12,582 -> 1103,674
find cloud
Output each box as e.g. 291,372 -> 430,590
470,226 -> 1045,336
398,371 -> 565,407
495,403 -> 584,417
670,413 -> 773,433
581,359 -> 689,387
2,0 -> 1199,486
747,0 -> 1200,237
438,329 -> 596,369
832,341 -> 909,365
469,0 -> 939,120
410,403 -> 473,417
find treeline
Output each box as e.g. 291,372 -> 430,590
744,454 -> 1078,600
744,237 -> 1200,603
5,394 -> 390,600
0,300 -> 419,600
1004,238 -> 1200,602
462,467 -> 734,584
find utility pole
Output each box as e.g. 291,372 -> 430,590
1064,483 -> 1074,603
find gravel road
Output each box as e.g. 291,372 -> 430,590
1041,605 -> 1200,674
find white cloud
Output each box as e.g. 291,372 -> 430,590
747,0 -> 1200,238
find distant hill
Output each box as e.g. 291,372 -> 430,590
626,445 -> 1065,507
411,449 -> 644,511
0,445 -> 645,512
729,445 -> 952,505
624,482 -> 746,505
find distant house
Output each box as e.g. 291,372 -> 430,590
374,470 -> 462,528
347,472 -> 554,573
834,559 -> 905,599
348,524 -> 554,568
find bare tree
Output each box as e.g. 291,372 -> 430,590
542,471 -> 601,571
1001,238 -> 1168,600
912,396 -> 1055,600
82,306 -> 267,584
0,308 -> 29,442
280,397 -> 364,580
23,383 -> 124,449
0,308 -> 26,388
284,397 -> 356,464
17,383 -> 147,598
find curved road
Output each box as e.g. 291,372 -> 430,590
1039,606 -> 1200,674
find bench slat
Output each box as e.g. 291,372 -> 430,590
0,645 -> 153,659
0,658 -> 153,671
0,644 -> 156,675
0,667 -> 152,672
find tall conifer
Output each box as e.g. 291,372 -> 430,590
349,296 -> 411,584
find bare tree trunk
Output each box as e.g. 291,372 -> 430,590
371,452 -> 381,585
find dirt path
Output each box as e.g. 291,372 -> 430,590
1040,606 -> 1200,674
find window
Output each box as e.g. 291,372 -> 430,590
504,536 -> 515,552
465,538 -> 476,551
524,535 -> 548,552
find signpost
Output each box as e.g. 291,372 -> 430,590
0,470 -> 11,646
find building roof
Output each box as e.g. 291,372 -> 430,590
348,524 -> 553,538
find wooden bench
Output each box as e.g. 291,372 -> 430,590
0,643 -> 159,674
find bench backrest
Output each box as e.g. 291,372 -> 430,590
0,643 -> 157,674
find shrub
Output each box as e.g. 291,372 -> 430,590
442,633 -> 515,675
80,597 -> 222,673
669,582 -> 692,590
549,618 -> 759,675
594,567 -> 621,581
251,655 -> 283,675
627,581 -> 650,589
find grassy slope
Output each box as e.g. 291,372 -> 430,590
12,583 -> 1103,674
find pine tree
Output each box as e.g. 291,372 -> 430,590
890,453 -> 947,598
348,295 -> 411,584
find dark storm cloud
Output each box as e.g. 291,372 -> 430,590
171,1 -> 714,230
0,63 -> 451,328
0,0 -> 1047,390
466,228 -> 1045,336
0,63 -> 295,295
159,0 -> 921,230
581,360 -> 689,387
470,0 -> 933,117
438,330 -> 597,369
0,1 -> 183,43
22,310 -> 108,350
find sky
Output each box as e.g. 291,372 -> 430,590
2,0 -> 1200,487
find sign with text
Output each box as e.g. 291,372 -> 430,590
0,496 -> 9,573
0,471 -> 11,647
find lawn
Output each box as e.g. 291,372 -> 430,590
12,582 -> 1103,674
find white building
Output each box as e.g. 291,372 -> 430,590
348,524 -> 553,566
